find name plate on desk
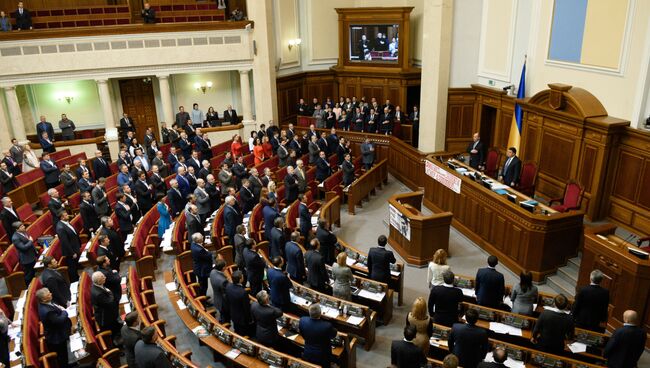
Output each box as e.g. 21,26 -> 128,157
425,160 -> 461,194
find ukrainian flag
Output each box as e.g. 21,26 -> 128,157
507,61 -> 526,151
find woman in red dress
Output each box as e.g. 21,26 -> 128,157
253,138 -> 265,165
261,135 -> 273,159
230,133 -> 243,158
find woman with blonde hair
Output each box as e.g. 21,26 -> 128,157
332,252 -> 354,300
22,144 -> 39,172
427,249 -> 451,287
406,296 -> 432,354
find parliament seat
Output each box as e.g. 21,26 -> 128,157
550,180 -> 584,213
485,148 -> 501,178
515,160 -> 537,196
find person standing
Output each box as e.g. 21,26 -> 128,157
56,211 -> 81,282
448,309 -> 489,368
603,310 -> 646,368
121,312 -> 142,368
406,297 -> 433,355
332,252 -> 353,301
427,249 -> 451,287
360,137 -> 375,170
190,103 -> 204,129
0,10 -> 12,32
531,294 -> 574,355
267,256 -> 292,312
244,239 -> 266,296
285,231 -> 306,283
134,326 -> 172,368
225,270 -> 253,336
367,235 -> 396,284
209,259 -> 230,323
499,147 -> 521,186
37,288 -> 72,368
510,271 -> 538,316
305,238 -> 328,293
0,197 -> 20,239
299,304 -> 337,368
40,256 -> 71,307
13,2 -> 32,30
466,132 -> 485,170
141,2 -> 156,24
475,255 -> 505,309
40,153 -> 60,189
251,290 -> 283,349
12,221 -> 38,285
58,114 -> 76,141
390,325 -> 427,368
91,271 -> 122,340
572,269 -> 610,332
428,270 -> 463,327
190,233 -> 213,297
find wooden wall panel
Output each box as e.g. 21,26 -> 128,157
612,151 -> 642,202
538,131 -> 576,181
637,161 -> 650,210
579,145 -> 598,193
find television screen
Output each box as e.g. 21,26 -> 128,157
349,24 -> 399,63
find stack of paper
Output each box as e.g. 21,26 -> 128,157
225,349 -> 241,359
489,322 -> 522,336
119,294 -> 129,304
176,299 -> 187,310
358,289 -> 385,302
346,315 -> 364,326
568,342 -> 587,353
69,332 -> 84,352
460,288 -> 476,297
165,282 -> 177,291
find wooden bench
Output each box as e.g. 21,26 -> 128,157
150,1 -> 226,24
346,158 -> 388,214
29,5 -> 131,29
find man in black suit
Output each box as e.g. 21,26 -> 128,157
47,188 -> 66,228
190,233 -> 213,297
56,211 -> 81,282
121,311 -> 142,368
299,303 -> 337,368
141,2 -> 156,23
12,221 -> 38,285
100,216 -> 125,270
390,325 -> 427,368
175,106 -> 190,128
244,239 -> 266,296
269,217 -> 286,259
37,287 -> 72,368
79,191 -> 99,234
316,219 -> 338,266
59,164 -> 77,197
305,238 -> 328,293
134,326 -> 172,368
367,235 -> 396,284
603,310 -> 646,368
13,2 -> 32,30
342,153 -> 355,186
428,270 -> 463,327
315,151 -> 331,183
0,197 -> 21,239
40,153 -> 60,189
223,104 -> 239,125
284,166 -> 299,203
298,194 -> 311,239
239,179 -> 256,214
119,113 -> 135,134
115,193 -> 134,240
285,231 -> 306,283
478,347 -> 508,368
449,309 -> 489,368
251,290 -> 283,349
40,256 -> 71,307
96,236 -> 118,274
499,147 -> 521,186
223,195 -> 242,245
209,259 -> 230,323
167,179 -> 184,217
91,271 -> 122,339
572,269 -> 610,332
134,172 -> 153,214
93,151 -> 112,179
531,294 -> 574,355
0,162 -> 17,193
267,256 -> 292,312
152,151 -> 168,178
150,166 -> 166,198
475,255 -> 505,309
466,132 -> 485,170
225,270 -> 253,336
77,171 -> 95,194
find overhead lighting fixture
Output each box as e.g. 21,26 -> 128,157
194,81 -> 213,94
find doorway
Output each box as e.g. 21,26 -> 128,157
118,78 -> 159,144
479,104 -> 497,148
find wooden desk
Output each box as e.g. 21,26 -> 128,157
346,159 -> 388,215
581,224 -> 650,347
423,155 -> 585,282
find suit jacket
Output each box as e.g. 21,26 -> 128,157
239,186 -> 255,214
79,201 -> 99,233
285,241 -> 306,282
361,143 -> 374,165
284,174 -> 299,203
150,173 -> 166,197
56,221 -> 80,257
40,160 -> 60,185
100,226 -> 125,259
244,247 -> 266,286
40,268 -> 71,307
185,212 -> 203,242
134,180 -> 153,212
0,207 -> 20,239
38,303 -> 71,345
48,198 -> 64,227
12,231 -> 37,265
248,175 -> 263,201
121,325 -> 142,368
194,187 -> 211,215
316,226 -> 337,266
205,182 -> 220,212
225,283 -> 251,327
77,177 -> 94,194
223,109 -> 239,124
115,202 -> 134,233
533,309 -> 574,354
262,205 -> 279,241
267,267 -> 291,310
251,302 -> 283,346
502,156 -> 522,185
40,137 -> 55,153
167,188 -> 185,217
167,153 -> 180,169
92,186 -> 110,216
119,117 -> 135,132
92,157 -> 112,179
299,203 -> 311,237
603,324 -> 646,368
449,323 -> 489,368
269,227 -> 285,259
91,284 -> 118,328
223,205 -> 241,240
305,249 -> 327,291
316,158 -> 331,182
134,340 -> 172,368
186,157 -> 201,172
390,340 -> 427,368
175,111 -> 190,127
151,157 -> 168,177
475,267 -> 505,308
209,269 -> 229,316
367,246 -> 396,283
466,140 -> 485,169
9,145 -> 23,164
572,284 -> 609,330
428,284 -> 463,327
342,160 -> 355,186
299,317 -> 337,366
0,170 -> 16,193
277,145 -> 289,167
191,242 -> 213,278
36,121 -> 54,140
97,246 -> 119,273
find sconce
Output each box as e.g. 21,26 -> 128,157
288,38 -> 302,50
194,81 -> 213,94
56,92 -> 75,104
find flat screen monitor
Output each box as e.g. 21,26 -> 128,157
349,24 -> 399,63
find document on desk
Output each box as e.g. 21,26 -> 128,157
123,303 -> 132,314
347,315 -> 364,326
69,332 -> 84,352
119,294 -> 129,304
346,257 -> 357,267
165,282 -> 177,291
489,322 -> 522,336
323,306 -> 340,319
176,299 -> 187,310
290,294 -> 310,307
460,288 -> 476,297
225,349 -> 241,360
568,342 -> 588,353
390,270 -> 400,277
66,305 -> 77,318
357,289 -> 385,302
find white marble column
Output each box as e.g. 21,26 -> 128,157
419,0 -> 454,152
4,86 -> 27,144
239,69 -> 253,124
0,92 -> 13,149
157,74 -> 174,125
247,0 -> 278,124
96,79 -> 119,159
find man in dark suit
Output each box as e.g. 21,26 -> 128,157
92,178 -> 110,217
47,188 -> 66,228
40,256 -> 71,307
190,233 -> 213,297
91,271 -> 122,339
391,325 -> 427,368
12,222 -> 38,285
316,219 -> 337,266
36,116 -> 55,140
449,309 -> 489,368
239,179 -> 256,214
39,132 -> 56,153
134,326 -> 172,368
225,270 -> 253,336
299,303 -> 337,368
121,312 -> 142,368
269,217 -> 286,259
152,151 -> 168,178
262,198 -> 280,239
298,194 -> 312,239
285,231 -> 306,283
531,294 -> 574,355
134,172 -> 154,215
167,147 -> 180,169
603,310 -> 646,368
466,132 -> 485,170
267,256 -> 292,312
13,2 -> 32,30
167,179 -> 185,217
475,255 -> 505,309
100,216 -> 125,270
223,105 -> 239,125
251,290 -> 283,349
342,153 -> 355,186
175,106 -> 190,128
92,151 -> 111,179
115,193 -> 134,240
96,236 -> 118,275
367,235 -> 396,284
478,347 -> 509,368
500,147 -> 521,186
305,238 -> 328,293
141,2 -> 156,23
77,171 -> 95,194
366,108 -> 379,133
40,153 -> 60,189
0,162 -> 17,192
150,166 -> 166,198
59,164 -> 77,197
428,270 -> 463,327
209,259 -> 230,323
119,113 -> 136,134
56,211 -> 81,282
223,195 -> 242,245
360,138 -> 375,170
572,269 -> 610,332
284,166 -> 299,203
0,197 -> 20,239
315,151 -> 331,182
37,287 -> 72,368
244,239 -> 266,296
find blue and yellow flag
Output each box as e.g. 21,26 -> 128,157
507,61 -> 526,151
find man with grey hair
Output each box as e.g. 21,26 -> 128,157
37,287 -> 72,368
167,178 -> 184,217
47,188 -> 66,227
190,232 -> 212,297
251,290 -> 283,348
185,204 -> 203,243
176,165 -> 191,198
91,271 -> 122,340
194,178 -> 210,224
223,195 -> 242,245
299,303 -> 337,367
572,269 -> 610,332
0,196 -> 20,238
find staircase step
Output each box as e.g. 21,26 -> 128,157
546,274 -> 576,298
566,257 -> 581,272
557,265 -> 579,284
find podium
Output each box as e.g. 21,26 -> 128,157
582,224 -> 650,347
387,191 -> 453,266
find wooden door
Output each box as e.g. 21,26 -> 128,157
118,79 -> 159,144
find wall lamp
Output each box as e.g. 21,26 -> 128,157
194,81 -> 213,94
288,38 -> 302,50
56,92 -> 75,104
